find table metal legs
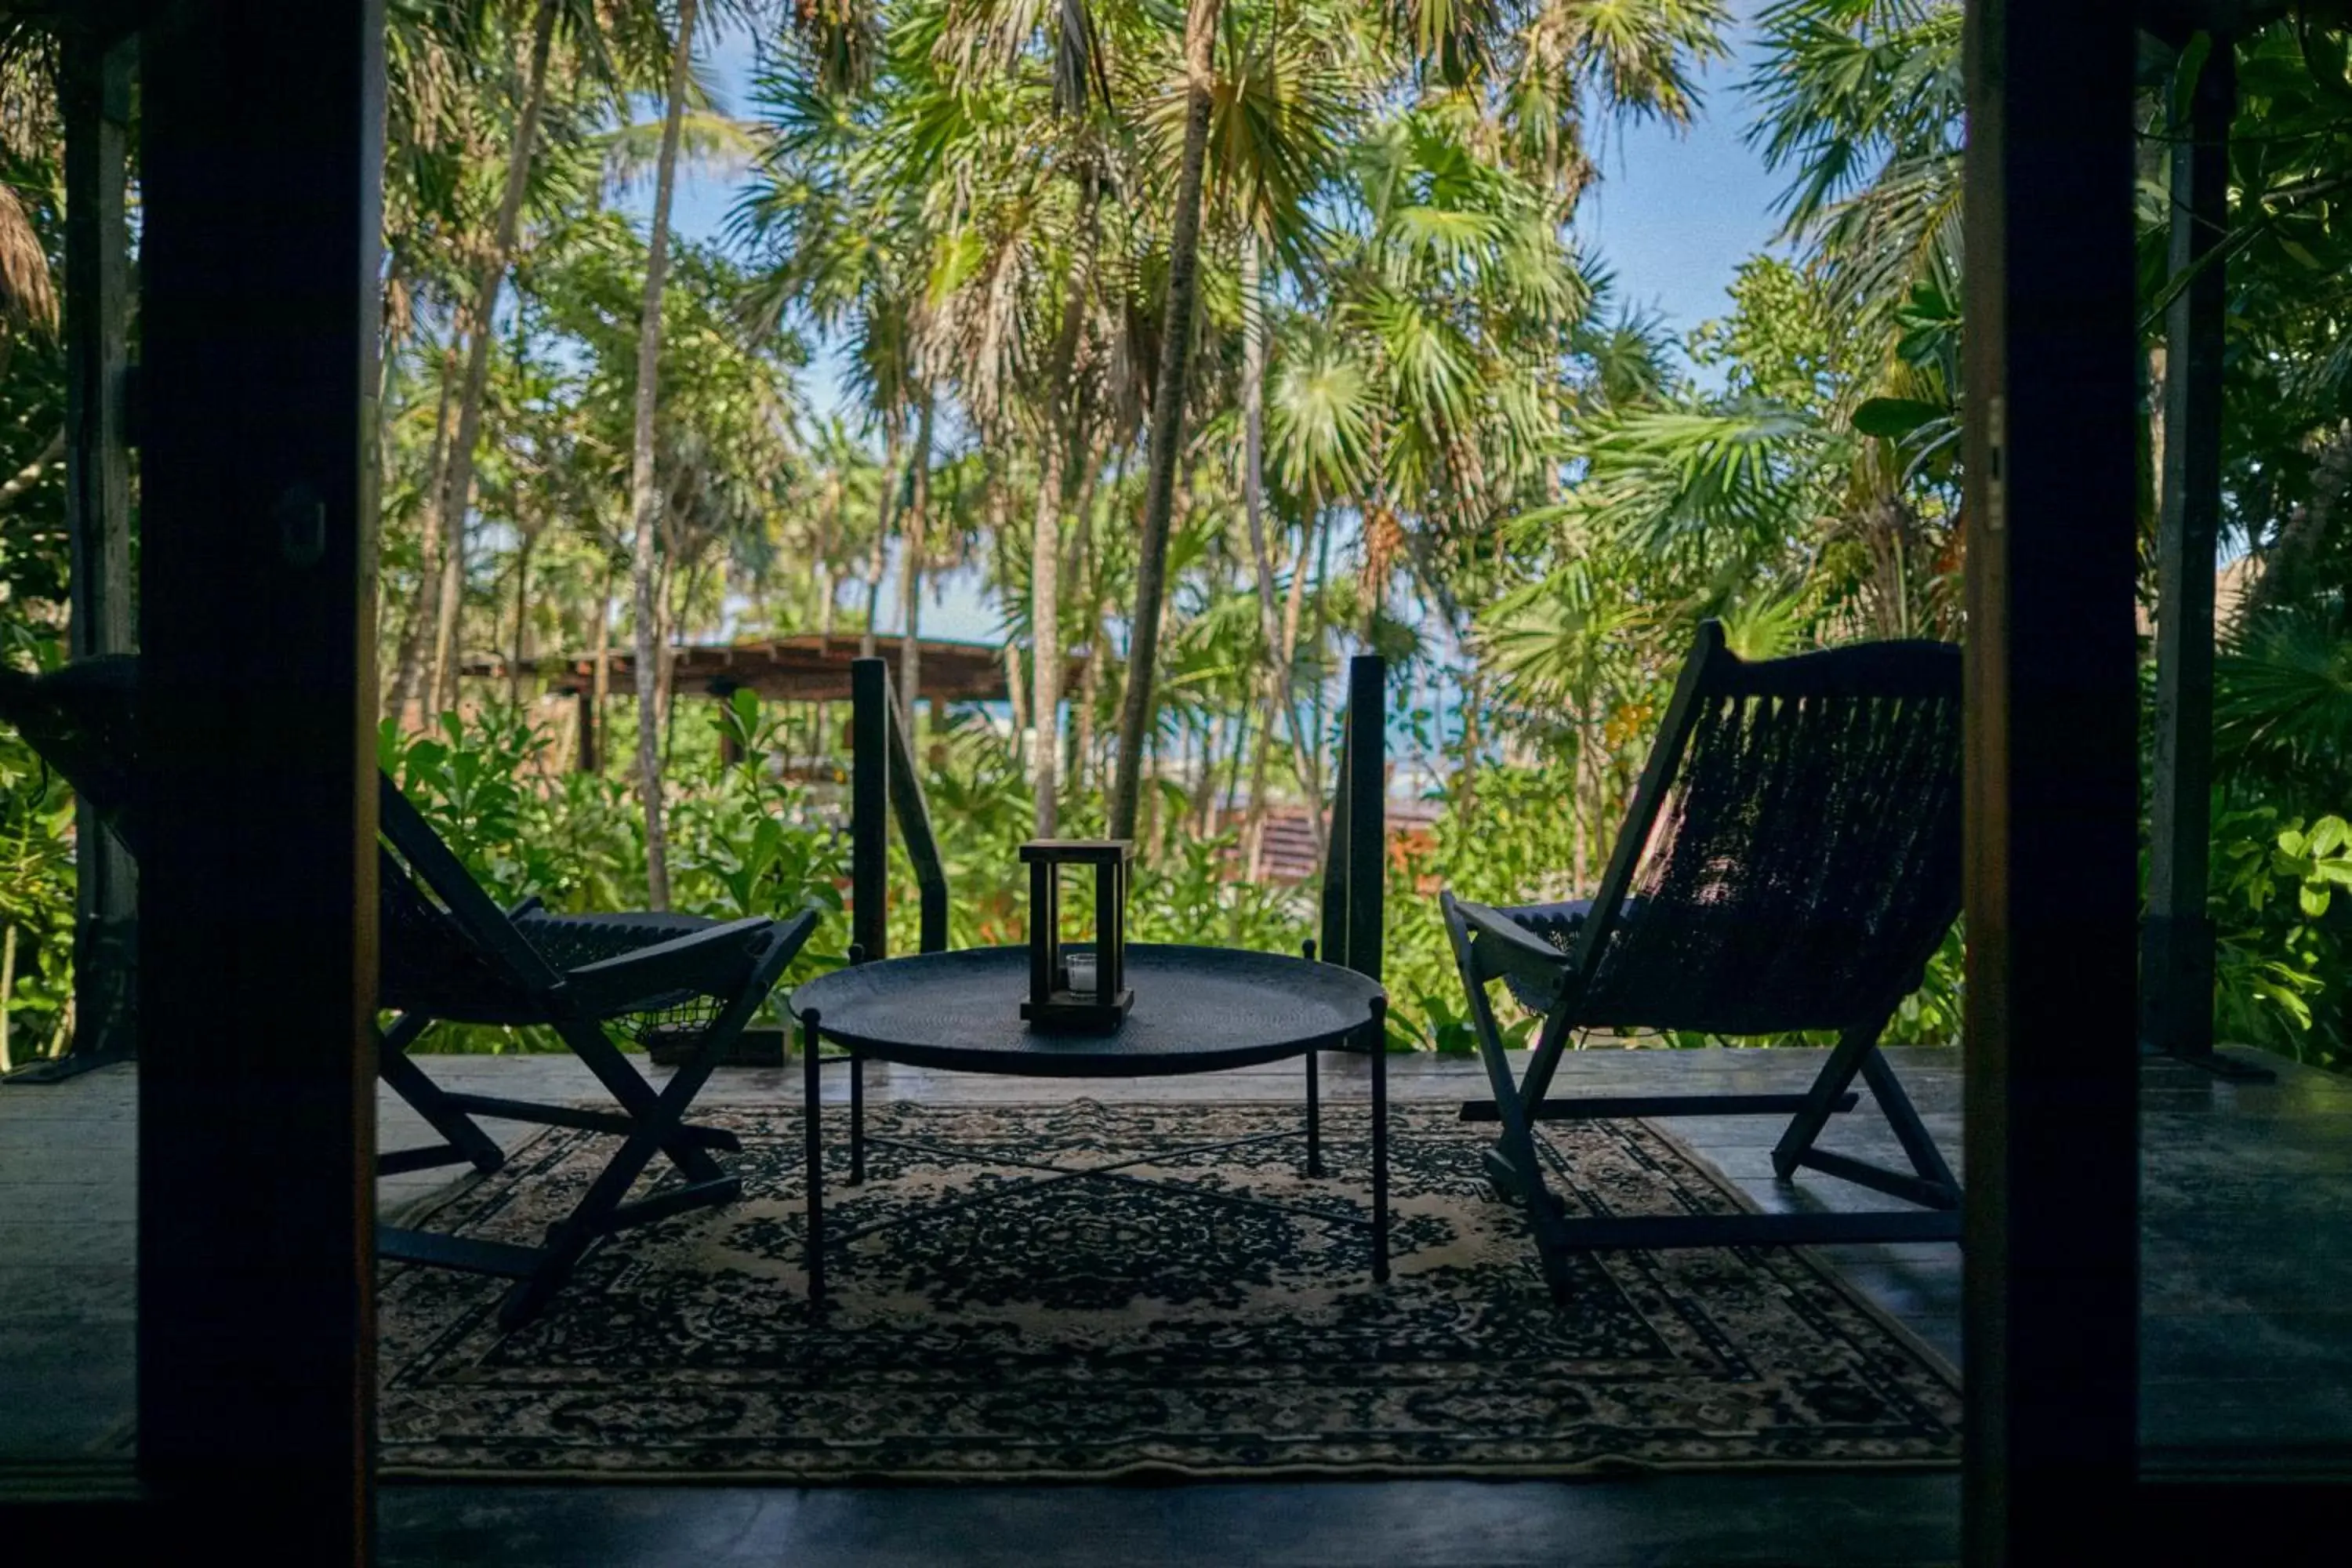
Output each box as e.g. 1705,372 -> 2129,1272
801,1008 -> 826,1308
1305,1051 -> 1324,1178
849,1050 -> 866,1185
799,1006 -> 1394,1299
1370,997 -> 1388,1284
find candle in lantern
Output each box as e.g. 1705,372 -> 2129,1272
1019,840 -> 1134,1032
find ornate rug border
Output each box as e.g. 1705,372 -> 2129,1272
379,1095 -> 1965,1485
1630,1116 -> 1964,1394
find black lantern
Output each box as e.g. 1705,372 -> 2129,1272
1020,839 -> 1134,1032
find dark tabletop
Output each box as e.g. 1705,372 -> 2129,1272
786,943 -> 1385,1077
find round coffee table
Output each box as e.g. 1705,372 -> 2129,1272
788,943 -> 1389,1302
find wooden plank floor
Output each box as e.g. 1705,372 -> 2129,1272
5,1044 -> 2350,1563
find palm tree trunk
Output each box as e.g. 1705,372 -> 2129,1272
1109,0 -> 1221,840
1029,439 -> 1066,836
626,0 -> 699,909
589,551 -> 615,775
1058,426 -> 1099,798
897,393 -> 935,734
427,0 -> 561,720
862,426 -> 902,659
507,524 -> 536,707
1070,477 -> 1102,798
1237,232 -> 1294,875
1272,508 -> 1326,862
817,483 -> 844,638
1304,505 -> 1334,866
0,923 -> 15,1076
1455,664 -> 1483,825
389,336 -> 461,722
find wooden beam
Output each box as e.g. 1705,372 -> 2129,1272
136,0 -> 383,1557
1962,2 -> 2143,1561
61,25 -> 136,1066
2144,39 -> 2266,1079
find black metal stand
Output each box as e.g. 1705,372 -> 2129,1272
1369,997 -> 1388,1283
1302,938 -> 1325,1179
849,1049 -> 866,1184
793,1034 -> 1393,1298
803,1006 -> 826,1310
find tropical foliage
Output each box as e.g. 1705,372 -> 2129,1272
0,1 -> 2347,1067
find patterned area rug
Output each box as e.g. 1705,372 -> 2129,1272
379,1100 -> 1962,1481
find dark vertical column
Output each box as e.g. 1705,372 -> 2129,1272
851,658 -> 888,964
2143,40 -> 2259,1077
62,24 -> 137,1065
1961,2 -> 2140,1562
136,1 -> 384,1559
1345,655 -> 1385,982
572,686 -> 598,773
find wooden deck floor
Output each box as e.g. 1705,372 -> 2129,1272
4,1044 -> 2349,1563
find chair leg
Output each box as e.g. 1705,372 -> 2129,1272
497,936 -> 794,1328
1769,1021 -> 1886,1179
1766,1018 -> 1960,1208
803,1006 -> 826,1310
1858,1040 -> 1960,1197
1443,895 -> 1576,1300
550,1014 -> 731,1186
376,1012 -> 506,1175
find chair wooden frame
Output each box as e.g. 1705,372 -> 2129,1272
373,780 -> 818,1325
0,655 -> 818,1324
1444,622 -> 1963,1301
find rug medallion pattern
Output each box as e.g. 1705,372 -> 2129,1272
378,1100 -> 1962,1479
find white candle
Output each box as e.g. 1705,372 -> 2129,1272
1065,951 -> 1098,998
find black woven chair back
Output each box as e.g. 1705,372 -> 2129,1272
0,655 -> 550,1020
1573,623 -> 1962,1036
372,782 -> 555,1020
0,655 -> 145,855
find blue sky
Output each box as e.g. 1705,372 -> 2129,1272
645,9 -> 1789,641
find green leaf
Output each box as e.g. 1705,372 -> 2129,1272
1850,397 -> 1947,439
2169,31 -> 2215,132
2308,816 -> 2350,858
2299,883 -> 2332,918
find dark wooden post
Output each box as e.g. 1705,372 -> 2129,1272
137,0 -> 383,1557
851,658 -> 888,964
2143,39 -> 2266,1080
710,677 -> 746,768
61,23 -> 137,1067
570,685 -> 598,773
1962,2 -> 2141,1560
1345,655 -> 1385,983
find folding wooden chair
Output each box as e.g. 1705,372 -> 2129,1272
1,655 -> 818,1325
1443,621 -> 1964,1301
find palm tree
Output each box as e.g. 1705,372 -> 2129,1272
419,0 -> 566,722
1108,0 -> 1224,840
393,0 -> 673,722
626,0 -> 702,908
